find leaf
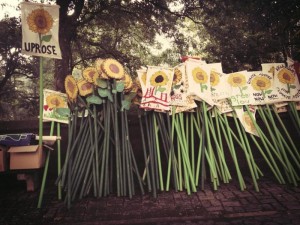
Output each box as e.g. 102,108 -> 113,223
202,85 -> 208,90
42,35 -> 52,42
265,90 -> 273,94
55,108 -> 70,117
124,92 -> 136,101
242,86 -> 248,90
174,84 -> 181,89
158,87 -> 166,92
121,100 -> 131,110
96,78 -> 107,88
86,95 -> 102,105
98,88 -> 109,97
116,81 -> 125,92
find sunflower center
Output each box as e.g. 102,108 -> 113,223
51,98 -> 60,106
35,15 -> 48,29
196,72 -> 204,80
283,73 -> 291,81
155,75 -> 164,83
82,83 -> 92,90
256,80 -> 266,87
233,77 -> 242,84
210,76 -> 215,83
67,80 -> 75,92
88,71 -> 96,79
109,64 -> 119,74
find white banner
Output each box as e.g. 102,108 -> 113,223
21,2 -> 61,59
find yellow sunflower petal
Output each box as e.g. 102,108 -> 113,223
210,70 -> 220,87
95,58 -> 109,79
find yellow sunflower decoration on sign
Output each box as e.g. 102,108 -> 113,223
277,68 -> 295,84
46,94 -> 65,109
173,68 -> 182,85
27,8 -> 53,34
192,67 -> 208,93
150,70 -> 169,94
251,76 -> 271,91
210,70 -> 220,87
228,73 -> 246,87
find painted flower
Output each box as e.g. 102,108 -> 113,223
277,68 -> 295,84
27,8 -> 53,34
141,72 -> 147,86
46,94 -> 65,109
210,71 -> 220,87
251,76 -> 271,91
77,79 -> 93,96
192,67 -> 208,84
173,68 -> 182,85
65,75 -> 78,101
83,67 -> 99,84
243,113 -> 256,133
101,58 -> 125,79
227,73 -> 246,87
150,71 -> 169,87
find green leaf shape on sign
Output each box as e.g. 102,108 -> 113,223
86,95 -> 103,105
96,78 -> 107,88
174,84 -> 181,89
116,82 -> 125,92
121,100 -> 131,110
265,90 -> 273,94
202,85 -> 208,90
55,108 -> 70,117
242,86 -> 248,90
42,35 -> 52,42
158,87 -> 166,92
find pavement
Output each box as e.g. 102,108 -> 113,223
1,171 -> 300,225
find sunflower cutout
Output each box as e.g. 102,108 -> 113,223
101,58 -> 125,79
123,73 -> 133,92
95,58 -> 109,79
83,67 -> 99,84
210,70 -> 220,87
150,70 -> 169,95
65,75 -> 78,101
277,68 -> 296,94
192,67 -> 208,92
46,94 -> 65,109
77,79 -> 94,97
228,72 -> 247,95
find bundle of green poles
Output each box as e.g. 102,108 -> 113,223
138,101 -> 300,197
55,82 -> 144,209
55,98 -> 299,208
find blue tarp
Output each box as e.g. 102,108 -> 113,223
0,133 -> 35,146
